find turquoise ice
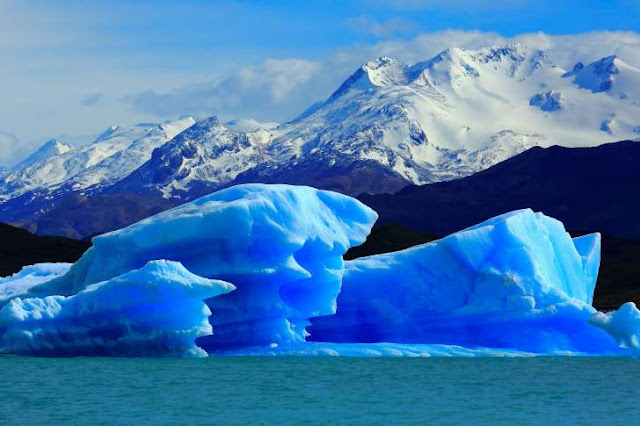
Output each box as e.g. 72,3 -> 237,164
0,184 -> 638,357
1,261 -> 234,357
310,209 -> 624,354
25,184 -> 377,351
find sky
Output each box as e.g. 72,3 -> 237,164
1,0 -> 640,165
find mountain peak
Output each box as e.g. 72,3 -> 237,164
362,56 -> 399,71
13,138 -> 73,171
563,54 -> 629,92
95,125 -> 120,142
328,56 -> 407,99
159,116 -> 197,140
192,115 -> 222,130
224,118 -> 279,133
41,138 -> 72,151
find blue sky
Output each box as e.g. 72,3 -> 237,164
1,0 -> 639,164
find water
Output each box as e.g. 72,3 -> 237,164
1,356 -> 639,425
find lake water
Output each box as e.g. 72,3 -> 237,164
1,356 -> 639,425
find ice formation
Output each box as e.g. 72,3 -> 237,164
1,261 -> 234,357
0,263 -> 71,308
589,302 -> 640,355
0,184 -> 637,357
309,209 -> 623,354
28,184 -> 377,350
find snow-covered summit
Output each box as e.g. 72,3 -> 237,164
564,55 -> 640,95
224,118 -> 279,133
13,139 -> 73,171
0,117 -> 195,200
114,115 -> 270,198
329,56 -> 410,99
2,43 -> 640,231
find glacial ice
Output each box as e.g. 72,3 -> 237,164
0,263 -> 71,307
309,209 -> 623,354
0,184 -> 638,358
29,184 -> 377,350
1,261 -> 234,357
589,302 -> 640,355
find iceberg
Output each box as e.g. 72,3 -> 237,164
1,261 -> 234,357
0,184 -> 636,357
309,209 -> 624,354
28,184 -> 377,350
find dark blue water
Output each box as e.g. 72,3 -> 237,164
1,356 -> 639,425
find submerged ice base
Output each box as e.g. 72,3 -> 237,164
0,184 -> 637,358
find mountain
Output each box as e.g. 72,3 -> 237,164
0,222 -> 90,277
108,44 -> 640,200
352,140 -> 640,310
563,55 -> 640,95
359,140 -> 640,240
224,118 -> 279,133
2,43 -> 640,238
113,115 -> 411,199
0,117 -> 195,201
13,139 -> 73,172
263,45 -> 640,185
112,116 -> 270,199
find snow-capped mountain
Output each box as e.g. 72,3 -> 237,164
2,43 -> 640,238
563,55 -> 640,95
224,118 -> 279,133
261,44 -> 640,185
12,139 -> 73,172
0,117 -> 194,201
113,116 -> 270,198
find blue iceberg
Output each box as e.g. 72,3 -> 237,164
1,261 -> 234,357
0,184 -> 636,357
27,184 -> 377,351
309,210 -> 622,354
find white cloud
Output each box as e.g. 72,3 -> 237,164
126,59 -> 322,122
0,131 -> 29,167
2,6 -> 640,168
512,31 -> 640,68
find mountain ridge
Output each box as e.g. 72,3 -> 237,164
359,139 -> 640,240
2,43 -> 640,237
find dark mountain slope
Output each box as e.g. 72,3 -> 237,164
0,222 -> 90,277
360,140 -> 640,240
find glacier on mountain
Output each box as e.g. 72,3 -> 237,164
12,139 -> 73,172
1,260 -> 234,357
0,117 -> 195,201
4,44 -> 640,208
0,183 -> 637,357
3,43 -> 640,240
